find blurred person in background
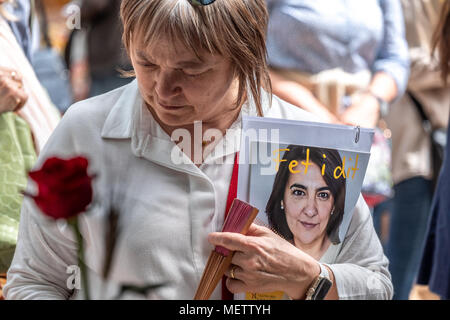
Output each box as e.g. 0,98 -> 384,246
0,0 -> 60,298
31,0 -> 73,113
266,0 -> 409,128
3,0 -> 32,61
2,0 -> 72,113
265,0 -> 409,244
385,0 -> 450,300
66,0 -> 132,101
416,0 -> 450,300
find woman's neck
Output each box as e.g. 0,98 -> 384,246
146,102 -> 242,166
294,236 -> 331,261
163,108 -> 240,139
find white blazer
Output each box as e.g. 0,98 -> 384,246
4,80 -> 392,299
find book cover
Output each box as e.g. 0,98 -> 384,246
235,116 -> 374,300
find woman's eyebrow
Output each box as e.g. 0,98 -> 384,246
175,60 -> 205,68
136,51 -> 151,60
289,184 -> 331,192
290,183 -> 306,190
135,51 -> 207,69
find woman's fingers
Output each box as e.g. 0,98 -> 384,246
225,264 -> 259,294
0,67 -> 23,84
224,264 -> 242,280
211,226 -> 313,296
14,89 -> 28,111
208,223 -> 302,294
208,231 -> 250,252
208,223 -> 275,249
225,276 -> 247,294
10,71 -> 23,84
0,70 -> 28,113
246,223 -> 274,237
230,250 -> 247,267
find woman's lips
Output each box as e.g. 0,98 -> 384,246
158,101 -> 185,111
300,221 -> 318,229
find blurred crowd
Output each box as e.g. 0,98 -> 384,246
0,0 -> 449,300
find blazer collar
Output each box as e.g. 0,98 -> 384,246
101,79 -> 140,139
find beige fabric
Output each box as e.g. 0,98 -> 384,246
270,67 -> 371,116
387,94 -> 434,183
386,0 -> 450,184
0,16 -> 60,153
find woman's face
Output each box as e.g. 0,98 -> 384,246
129,36 -> 239,128
283,162 -> 334,247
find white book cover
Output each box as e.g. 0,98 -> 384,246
235,116 -> 374,300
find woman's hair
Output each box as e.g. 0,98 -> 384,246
433,0 -> 450,83
120,0 -> 271,116
266,145 -> 347,244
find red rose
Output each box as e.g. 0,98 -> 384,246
27,156 -> 94,220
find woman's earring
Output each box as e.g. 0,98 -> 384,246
280,200 -> 284,210
331,207 -> 335,215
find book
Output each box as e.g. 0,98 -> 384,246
235,116 -> 374,300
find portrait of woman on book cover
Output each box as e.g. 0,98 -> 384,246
266,145 -> 346,261
237,129 -> 383,300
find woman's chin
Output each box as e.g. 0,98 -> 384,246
297,236 -> 318,246
296,228 -> 322,246
160,114 -> 190,127
152,109 -> 194,128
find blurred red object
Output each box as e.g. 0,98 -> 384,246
26,156 -> 93,220
362,193 -> 387,209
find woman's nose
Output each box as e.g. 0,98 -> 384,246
154,70 -> 182,100
303,198 -> 317,217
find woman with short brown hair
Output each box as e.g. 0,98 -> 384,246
4,0 -> 390,300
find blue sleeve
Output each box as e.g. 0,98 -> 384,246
265,0 -> 276,13
372,0 -> 410,99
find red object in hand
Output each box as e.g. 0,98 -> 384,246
27,156 -> 94,220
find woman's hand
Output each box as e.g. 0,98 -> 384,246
339,92 -> 380,129
339,72 -> 398,129
269,70 -> 343,125
208,223 -> 321,300
0,67 -> 28,114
